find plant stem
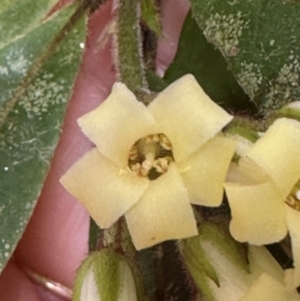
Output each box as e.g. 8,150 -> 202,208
113,0 -> 148,94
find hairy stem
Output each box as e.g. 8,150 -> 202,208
113,0 -> 148,93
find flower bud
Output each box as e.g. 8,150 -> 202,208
181,223 -> 300,301
73,249 -> 137,301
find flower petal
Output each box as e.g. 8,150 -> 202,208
224,161 -> 287,245
239,274 -> 299,301
147,74 -> 233,162
60,148 -> 149,228
248,246 -> 284,284
78,83 -> 157,167
284,205 -> 300,289
125,164 -> 198,250
177,136 -> 236,206
246,118 -> 300,198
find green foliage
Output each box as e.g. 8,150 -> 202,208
164,11 -> 254,113
145,11 -> 256,113
141,0 -> 161,35
190,0 -> 300,113
0,3 -> 85,271
0,0 -> 56,47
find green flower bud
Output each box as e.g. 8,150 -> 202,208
73,249 -> 137,301
181,223 -> 299,301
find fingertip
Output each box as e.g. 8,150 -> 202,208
14,0 -> 115,289
0,261 -> 39,301
156,0 -> 190,76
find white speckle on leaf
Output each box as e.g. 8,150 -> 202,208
203,11 -> 249,57
236,62 -> 263,99
269,39 -> 275,46
6,49 -> 30,74
3,167 -> 8,171
228,0 -> 240,5
19,72 -> 66,118
79,42 -> 85,49
4,244 -> 10,250
262,52 -> 300,111
0,66 -> 8,75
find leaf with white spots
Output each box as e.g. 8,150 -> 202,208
0,3 -> 86,272
190,0 -> 300,113
163,11 -> 255,113
0,0 -> 57,47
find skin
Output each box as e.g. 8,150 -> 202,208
0,0 -> 189,299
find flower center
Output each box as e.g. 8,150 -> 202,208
286,181 -> 300,211
128,133 -> 174,180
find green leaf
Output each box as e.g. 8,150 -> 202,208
0,4 -> 86,271
164,10 -> 255,113
0,0 -> 57,47
141,0 -> 161,35
190,0 -> 300,113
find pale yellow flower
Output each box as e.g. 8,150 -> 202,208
224,118 -> 300,287
60,74 -> 235,250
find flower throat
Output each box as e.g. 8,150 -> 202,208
286,180 -> 300,211
128,133 -> 174,180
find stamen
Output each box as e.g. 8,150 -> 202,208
159,134 -> 172,150
128,133 -> 174,180
128,145 -> 138,161
285,182 -> 300,211
296,190 -> 300,201
142,153 -> 155,171
153,157 -> 172,173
